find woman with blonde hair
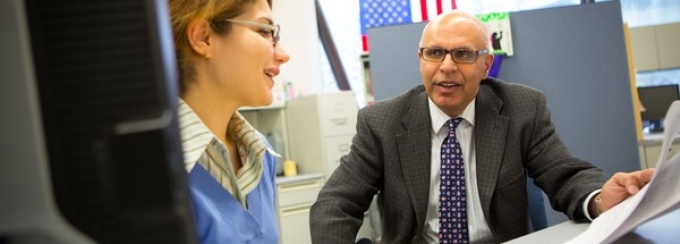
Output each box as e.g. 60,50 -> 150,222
168,0 -> 290,242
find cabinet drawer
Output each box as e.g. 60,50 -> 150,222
277,178 -> 323,207
318,95 -> 357,136
323,135 -> 353,175
279,203 -> 312,244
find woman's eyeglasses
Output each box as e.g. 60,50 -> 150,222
225,19 -> 280,46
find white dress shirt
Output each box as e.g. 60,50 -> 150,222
423,98 -> 496,243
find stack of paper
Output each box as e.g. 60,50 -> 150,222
565,101 -> 680,244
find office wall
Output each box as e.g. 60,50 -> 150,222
273,0 -> 323,97
368,1 -> 640,226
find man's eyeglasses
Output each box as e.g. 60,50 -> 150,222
225,19 -> 280,46
419,47 -> 489,63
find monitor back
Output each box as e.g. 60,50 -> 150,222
1,0 -> 197,243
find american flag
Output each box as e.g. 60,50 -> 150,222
360,0 -> 458,52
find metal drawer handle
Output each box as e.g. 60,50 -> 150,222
281,203 -> 312,216
330,117 -> 347,125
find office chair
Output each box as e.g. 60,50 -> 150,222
527,176 -> 548,231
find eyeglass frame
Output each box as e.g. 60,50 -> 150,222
225,19 -> 280,46
419,47 -> 489,63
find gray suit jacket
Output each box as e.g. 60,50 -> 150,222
310,78 -> 606,243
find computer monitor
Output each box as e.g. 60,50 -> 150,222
1,0 -> 197,243
638,84 -> 680,132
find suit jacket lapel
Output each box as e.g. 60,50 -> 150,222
474,86 -> 510,217
396,91 -> 432,230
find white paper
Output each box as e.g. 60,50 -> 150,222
564,101 -> 680,244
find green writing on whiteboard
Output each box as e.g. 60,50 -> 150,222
477,12 -> 509,22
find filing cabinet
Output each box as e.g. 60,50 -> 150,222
285,92 -> 358,178
276,174 -> 324,244
285,92 -> 376,243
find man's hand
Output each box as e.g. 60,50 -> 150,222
597,168 -> 656,214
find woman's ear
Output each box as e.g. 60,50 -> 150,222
186,19 -> 213,58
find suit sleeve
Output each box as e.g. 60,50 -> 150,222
310,108 -> 382,243
524,92 -> 607,220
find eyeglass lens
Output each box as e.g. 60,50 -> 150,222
272,26 -> 280,44
225,19 -> 280,45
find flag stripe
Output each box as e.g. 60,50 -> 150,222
426,0 -> 438,22
436,0 -> 443,15
419,0 -> 428,21
442,0 -> 452,13
411,0 -> 422,22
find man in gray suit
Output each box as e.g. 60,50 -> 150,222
310,10 -> 654,243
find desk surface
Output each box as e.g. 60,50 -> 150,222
505,208 -> 680,244
275,172 -> 324,185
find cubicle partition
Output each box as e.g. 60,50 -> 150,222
368,1 -> 640,227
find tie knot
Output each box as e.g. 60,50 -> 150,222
447,118 -> 463,131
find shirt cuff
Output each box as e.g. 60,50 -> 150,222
583,189 -> 602,221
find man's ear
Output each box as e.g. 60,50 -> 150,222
483,53 -> 495,77
186,19 -> 213,58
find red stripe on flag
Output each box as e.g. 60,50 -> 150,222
436,0 -> 443,15
451,0 -> 457,9
362,35 -> 369,52
420,0 -> 428,21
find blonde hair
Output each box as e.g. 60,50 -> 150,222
168,0 -> 272,93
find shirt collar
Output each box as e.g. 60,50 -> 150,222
177,98 -> 218,172
428,97 -> 476,133
177,99 -> 279,172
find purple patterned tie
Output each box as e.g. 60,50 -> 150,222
439,118 -> 469,243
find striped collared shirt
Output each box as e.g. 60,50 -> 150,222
177,99 -> 268,207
